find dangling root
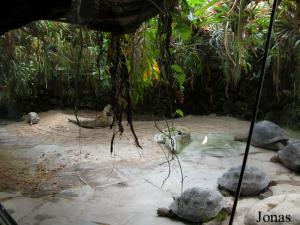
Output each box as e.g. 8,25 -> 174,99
108,33 -> 142,153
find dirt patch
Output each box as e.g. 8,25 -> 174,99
5,111 -> 251,145
0,151 -> 47,194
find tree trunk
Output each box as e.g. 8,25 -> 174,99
296,0 -> 300,28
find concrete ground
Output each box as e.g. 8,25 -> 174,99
0,112 -> 300,225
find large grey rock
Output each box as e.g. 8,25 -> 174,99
277,142 -> 300,172
218,165 -> 271,196
244,194 -> 300,225
169,187 -> 224,223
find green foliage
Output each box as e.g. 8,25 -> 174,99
0,22 -> 111,111
175,109 -> 184,117
0,0 -> 299,127
214,210 -> 229,221
172,64 -> 186,87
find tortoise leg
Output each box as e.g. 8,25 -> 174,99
157,208 -> 175,218
274,142 -> 285,151
218,187 -> 231,197
258,189 -> 273,200
270,155 -> 280,163
266,142 -> 285,151
269,180 -> 278,186
234,133 -> 247,142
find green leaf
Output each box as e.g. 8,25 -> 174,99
174,22 -> 192,41
176,73 -> 186,86
175,109 -> 184,117
194,0 -> 220,16
180,0 -> 190,14
172,64 -> 186,86
172,64 -> 184,73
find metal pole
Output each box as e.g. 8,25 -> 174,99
228,0 -> 279,224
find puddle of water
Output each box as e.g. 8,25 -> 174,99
183,133 -> 245,158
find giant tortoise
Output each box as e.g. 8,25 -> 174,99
157,187 -> 228,223
218,165 -> 275,198
235,120 -> 288,151
271,141 -> 300,172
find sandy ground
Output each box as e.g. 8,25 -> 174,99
0,110 -> 300,225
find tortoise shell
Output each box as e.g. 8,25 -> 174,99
278,142 -> 300,172
218,165 -> 271,196
251,120 -> 287,148
169,187 -> 224,222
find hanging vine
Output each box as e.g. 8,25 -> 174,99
155,0 -> 184,116
74,28 -> 84,125
108,33 -> 142,154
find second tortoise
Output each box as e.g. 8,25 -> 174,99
218,165 -> 276,198
234,120 -> 288,151
271,141 -> 300,172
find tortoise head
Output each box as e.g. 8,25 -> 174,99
103,104 -> 113,116
269,180 -> 278,187
270,154 -> 280,163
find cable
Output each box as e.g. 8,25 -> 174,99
228,0 -> 279,224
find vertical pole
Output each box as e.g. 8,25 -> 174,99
228,0 -> 279,224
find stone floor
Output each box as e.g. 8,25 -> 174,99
0,112 -> 299,225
